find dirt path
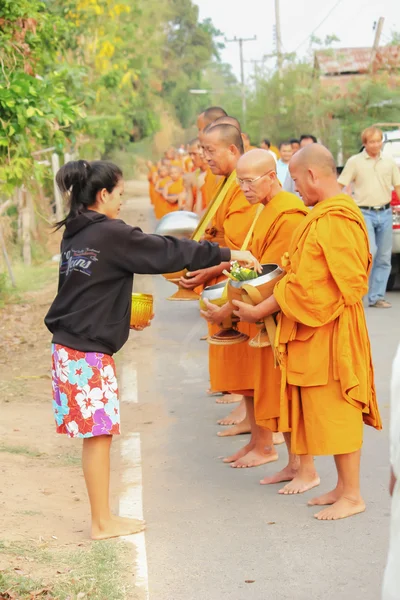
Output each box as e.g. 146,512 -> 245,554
0,181 -> 149,598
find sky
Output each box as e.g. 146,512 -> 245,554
194,0 -> 400,81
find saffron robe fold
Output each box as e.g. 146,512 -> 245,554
249,191 -> 309,430
202,172 -> 258,393
273,194 -> 382,454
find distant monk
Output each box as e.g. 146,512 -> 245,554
186,138 -> 209,213
179,124 -> 258,413
153,163 -> 171,220
202,150 -> 315,473
242,132 -> 256,153
162,165 -> 186,215
234,144 -> 382,518
164,147 -> 181,167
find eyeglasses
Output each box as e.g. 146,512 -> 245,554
236,170 -> 275,187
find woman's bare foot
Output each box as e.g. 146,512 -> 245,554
314,496 -> 366,520
217,418 -> 251,437
231,448 -> 278,469
279,473 -> 320,495
308,487 -> 342,506
272,432 -> 285,445
91,515 -> 145,540
216,393 -> 243,405
217,399 -> 246,426
260,465 -> 298,485
223,442 -> 254,464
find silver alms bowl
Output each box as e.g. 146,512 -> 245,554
154,211 -> 200,239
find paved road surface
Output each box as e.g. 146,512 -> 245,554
120,186 -> 399,600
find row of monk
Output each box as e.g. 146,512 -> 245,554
146,108 -> 316,221
156,106 -> 382,521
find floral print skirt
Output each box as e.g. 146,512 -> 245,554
51,344 -> 120,438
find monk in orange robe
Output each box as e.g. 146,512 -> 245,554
162,166 -> 186,215
179,126 -> 285,464
242,132 -> 257,153
233,144 -> 382,519
153,165 -> 171,220
201,149 -> 317,474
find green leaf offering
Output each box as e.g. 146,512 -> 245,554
230,261 -> 258,282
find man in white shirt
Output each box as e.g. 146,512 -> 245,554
338,126 -> 400,308
382,344 -> 400,600
276,141 -> 293,185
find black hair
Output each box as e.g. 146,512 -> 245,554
279,140 -> 292,149
262,138 -> 271,147
300,134 -> 317,143
55,160 -> 123,230
290,138 -> 300,145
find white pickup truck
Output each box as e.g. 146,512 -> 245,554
382,130 -> 400,290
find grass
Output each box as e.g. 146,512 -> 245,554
0,260 -> 57,307
0,444 -> 45,459
0,540 -> 135,599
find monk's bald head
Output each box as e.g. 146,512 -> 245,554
236,149 -> 280,205
201,124 -> 244,176
289,143 -> 339,206
197,106 -> 228,132
291,143 -> 336,175
209,115 -> 242,132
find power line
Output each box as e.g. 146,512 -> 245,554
292,0 -> 344,53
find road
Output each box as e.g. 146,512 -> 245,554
119,184 -> 398,600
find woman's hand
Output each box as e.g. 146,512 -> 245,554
200,299 -> 231,325
131,314 -> 154,331
232,300 -> 261,323
230,250 -> 262,273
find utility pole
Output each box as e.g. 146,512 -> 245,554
225,35 -> 257,127
274,0 -> 283,77
370,16 -> 385,72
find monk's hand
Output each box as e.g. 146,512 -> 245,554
232,299 -> 260,323
200,299 -> 231,325
131,314 -> 154,331
230,250 -> 262,274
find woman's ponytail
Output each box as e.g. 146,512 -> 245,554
54,159 -> 122,230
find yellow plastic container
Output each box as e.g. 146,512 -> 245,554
130,293 -> 153,329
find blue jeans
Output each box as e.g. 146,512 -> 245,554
360,207 -> 393,304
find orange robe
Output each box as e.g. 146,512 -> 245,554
273,194 -> 382,455
161,178 -> 184,216
249,191 -> 309,431
154,176 -> 171,220
147,166 -> 158,205
202,168 -> 220,209
203,173 -> 258,394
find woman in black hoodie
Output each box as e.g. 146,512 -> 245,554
45,159 -> 258,540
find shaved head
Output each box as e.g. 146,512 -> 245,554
203,124 -> 244,154
197,106 -> 228,132
289,143 -> 339,206
201,124 -> 244,176
236,149 -> 280,205
291,143 -> 336,176
209,115 -> 242,131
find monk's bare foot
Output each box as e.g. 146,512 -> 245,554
272,432 -> 285,445
217,418 -> 251,437
260,465 -> 298,485
314,496 -> 366,521
308,487 -> 342,506
223,442 -> 254,464
217,399 -> 246,426
216,393 -> 242,404
231,448 -> 278,469
91,515 -> 145,540
279,473 -> 320,495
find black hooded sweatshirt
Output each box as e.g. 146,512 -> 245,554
45,211 -> 231,355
